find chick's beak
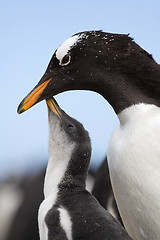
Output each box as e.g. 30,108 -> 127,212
17,78 -> 52,114
46,98 -> 61,120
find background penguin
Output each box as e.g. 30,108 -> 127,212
38,97 -> 132,240
92,158 -> 123,225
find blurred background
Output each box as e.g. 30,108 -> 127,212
1,1 -> 160,239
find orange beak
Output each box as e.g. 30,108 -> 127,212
17,78 -> 51,114
46,98 -> 62,120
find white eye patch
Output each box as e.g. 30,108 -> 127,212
55,34 -> 81,66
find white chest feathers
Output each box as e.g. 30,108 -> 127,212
108,104 -> 160,240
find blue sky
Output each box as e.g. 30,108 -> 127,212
1,1 -> 160,178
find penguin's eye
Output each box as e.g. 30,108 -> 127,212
67,124 -> 74,132
60,54 -> 71,66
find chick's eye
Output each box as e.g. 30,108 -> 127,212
67,124 -> 74,131
60,54 -> 71,66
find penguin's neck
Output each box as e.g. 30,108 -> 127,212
89,59 -> 160,114
44,142 -> 88,199
44,137 -> 75,198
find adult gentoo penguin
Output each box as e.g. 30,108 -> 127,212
39,97 -> 132,240
17,31 -> 160,240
